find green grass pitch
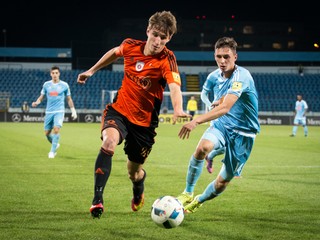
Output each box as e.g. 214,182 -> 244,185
0,123 -> 319,240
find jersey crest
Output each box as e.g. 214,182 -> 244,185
135,61 -> 145,71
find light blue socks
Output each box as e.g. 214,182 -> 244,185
185,155 -> 204,193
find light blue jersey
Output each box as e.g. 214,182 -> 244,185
41,80 -> 71,113
201,69 -> 230,128
202,70 -> 229,108
202,66 -> 260,134
212,65 -> 260,134
295,100 -> 308,119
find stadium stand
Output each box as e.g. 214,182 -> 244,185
253,73 -> 320,112
1,68 -> 319,112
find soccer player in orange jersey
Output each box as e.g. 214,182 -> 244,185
77,11 -> 190,218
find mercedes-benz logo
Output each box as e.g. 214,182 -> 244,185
84,114 -> 94,123
12,113 -> 22,122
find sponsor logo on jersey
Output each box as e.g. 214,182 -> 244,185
50,91 -> 59,96
232,82 -> 242,91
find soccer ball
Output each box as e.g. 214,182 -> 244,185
150,195 -> 184,228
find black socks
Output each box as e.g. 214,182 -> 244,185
93,148 -> 114,204
132,169 -> 147,203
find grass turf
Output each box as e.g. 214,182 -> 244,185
0,123 -> 319,240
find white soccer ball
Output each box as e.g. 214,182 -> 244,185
150,195 -> 184,228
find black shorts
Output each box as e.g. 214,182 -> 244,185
102,105 -> 157,164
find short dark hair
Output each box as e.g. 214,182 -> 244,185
148,11 -> 177,37
214,37 -> 237,53
51,66 -> 60,72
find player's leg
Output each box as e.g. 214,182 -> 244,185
290,118 -> 299,136
90,126 -> 119,218
184,133 -> 255,213
90,106 -> 123,218
205,146 -> 226,174
190,111 -> 195,121
44,113 -> 56,158
50,125 -> 60,155
44,113 -> 53,143
302,118 -> 308,136
125,124 -> 155,211
185,157 -> 233,213
44,114 -> 53,144
177,153 -> 206,205
184,173 -> 229,213
48,113 -> 64,157
127,161 -> 146,211
303,125 -> 308,136
45,130 -> 53,143
177,127 -> 225,206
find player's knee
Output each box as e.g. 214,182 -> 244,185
196,142 -> 213,156
128,173 -> 135,182
128,172 -> 140,182
52,127 -> 60,134
101,138 -> 117,152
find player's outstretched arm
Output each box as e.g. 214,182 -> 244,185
178,94 -> 238,139
77,47 -> 120,85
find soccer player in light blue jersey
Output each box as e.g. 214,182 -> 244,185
32,66 -> 77,158
290,94 -> 308,137
176,37 -> 260,213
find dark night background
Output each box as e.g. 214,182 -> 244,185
1,0 -> 318,48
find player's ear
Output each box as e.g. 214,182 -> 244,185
234,53 -> 238,61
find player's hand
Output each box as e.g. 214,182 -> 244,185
178,120 -> 198,139
31,101 -> 40,108
71,112 -> 77,120
210,101 -> 220,109
172,111 -> 192,125
71,107 -> 77,120
77,71 -> 93,85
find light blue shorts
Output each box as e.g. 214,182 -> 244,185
294,117 -> 306,126
201,121 -> 256,180
44,112 -> 64,131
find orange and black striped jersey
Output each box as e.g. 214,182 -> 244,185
112,38 -> 181,127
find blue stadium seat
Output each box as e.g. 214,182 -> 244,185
1,69 -> 319,112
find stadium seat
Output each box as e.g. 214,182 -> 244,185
1,69 -> 319,112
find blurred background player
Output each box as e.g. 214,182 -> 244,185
186,95 -> 198,121
176,37 -> 260,213
32,66 -> 77,158
77,11 -> 190,219
290,94 -> 308,137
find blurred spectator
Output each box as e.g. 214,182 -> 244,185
21,101 -> 29,113
161,106 -> 168,114
187,95 -> 198,121
298,64 -> 304,77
